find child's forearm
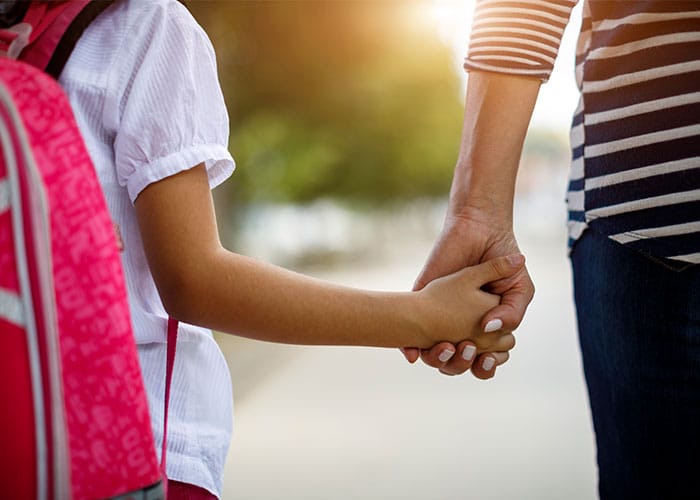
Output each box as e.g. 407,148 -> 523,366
168,248 -> 430,348
135,164 -> 432,348
134,164 -> 517,351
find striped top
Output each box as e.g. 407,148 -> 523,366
465,0 -> 700,265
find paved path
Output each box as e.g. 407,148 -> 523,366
216,228 -> 597,500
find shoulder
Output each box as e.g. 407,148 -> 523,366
117,0 -> 216,73
122,0 -> 208,42
85,0 -> 210,60
69,0 -> 210,70
101,0 -> 218,98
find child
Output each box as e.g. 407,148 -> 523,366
57,0 -> 519,497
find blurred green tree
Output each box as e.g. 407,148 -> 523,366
188,1 -> 464,210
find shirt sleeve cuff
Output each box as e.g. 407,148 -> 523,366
464,59 -> 552,82
126,143 -> 235,203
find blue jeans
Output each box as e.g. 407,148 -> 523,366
571,228 -> 700,500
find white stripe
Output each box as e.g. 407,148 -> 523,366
570,122 -> 584,148
0,177 -> 9,213
0,287 -> 24,327
471,26 -> 563,45
475,0 -> 575,15
588,32 -> 700,61
470,54 -> 545,66
667,252 -> 700,264
567,189 -> 584,211
587,189 -> 700,218
575,59 -> 584,84
585,159 -> 700,190
570,156 -> 584,181
474,6 -> 570,25
568,220 -> 587,240
584,60 -> 700,93
586,91 -> 700,125
465,60 -> 550,76
470,36 -> 559,56
586,124 -> 700,158
472,16 -> 566,36
593,11 -> 700,32
470,45 -> 556,65
610,221 -> 700,245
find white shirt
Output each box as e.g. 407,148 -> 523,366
59,0 -> 235,496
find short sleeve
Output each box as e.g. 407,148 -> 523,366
110,1 -> 235,202
464,0 -> 578,82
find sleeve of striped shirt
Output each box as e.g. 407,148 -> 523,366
464,0 -> 578,81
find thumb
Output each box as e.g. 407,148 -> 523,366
470,253 -> 525,286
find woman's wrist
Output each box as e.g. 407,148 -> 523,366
448,170 -> 515,227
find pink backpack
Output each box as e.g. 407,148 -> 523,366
0,2 -> 176,498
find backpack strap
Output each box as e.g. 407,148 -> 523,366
0,1 -> 114,79
161,317 -> 179,492
44,1 -> 114,79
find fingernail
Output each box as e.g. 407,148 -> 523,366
462,345 -> 476,361
482,357 -> 495,371
438,349 -> 455,363
507,254 -> 525,267
484,319 -> 503,333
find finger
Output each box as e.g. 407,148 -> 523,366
438,340 -> 478,376
419,342 -> 458,369
489,333 -> 516,353
414,269 -> 436,292
413,232 -> 475,292
400,347 -> 420,364
481,273 -> 535,333
471,351 -> 510,380
490,351 -> 510,366
471,353 -> 498,380
468,254 -> 525,287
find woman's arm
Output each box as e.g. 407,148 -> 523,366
408,70 -> 542,374
134,163 -> 522,351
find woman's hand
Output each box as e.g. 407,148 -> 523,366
405,209 -> 534,377
410,252 -> 523,352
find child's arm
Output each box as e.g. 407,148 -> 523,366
134,164 -> 521,351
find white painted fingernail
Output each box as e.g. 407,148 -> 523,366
462,345 -> 476,361
484,319 -> 503,333
438,349 -> 455,363
482,357 -> 495,371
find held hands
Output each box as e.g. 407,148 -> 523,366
406,210 -> 535,378
410,252 -> 524,361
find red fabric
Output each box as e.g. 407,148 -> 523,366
0,58 -> 161,499
0,320 -> 37,499
167,480 -> 217,500
162,317 -> 179,475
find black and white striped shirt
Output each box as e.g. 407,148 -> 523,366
465,0 -> 700,265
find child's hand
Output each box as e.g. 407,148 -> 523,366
412,254 -> 524,350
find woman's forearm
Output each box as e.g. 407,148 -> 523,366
450,71 -> 542,223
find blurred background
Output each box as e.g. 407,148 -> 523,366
187,1 -> 595,499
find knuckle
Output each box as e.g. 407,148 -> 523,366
489,259 -> 501,277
